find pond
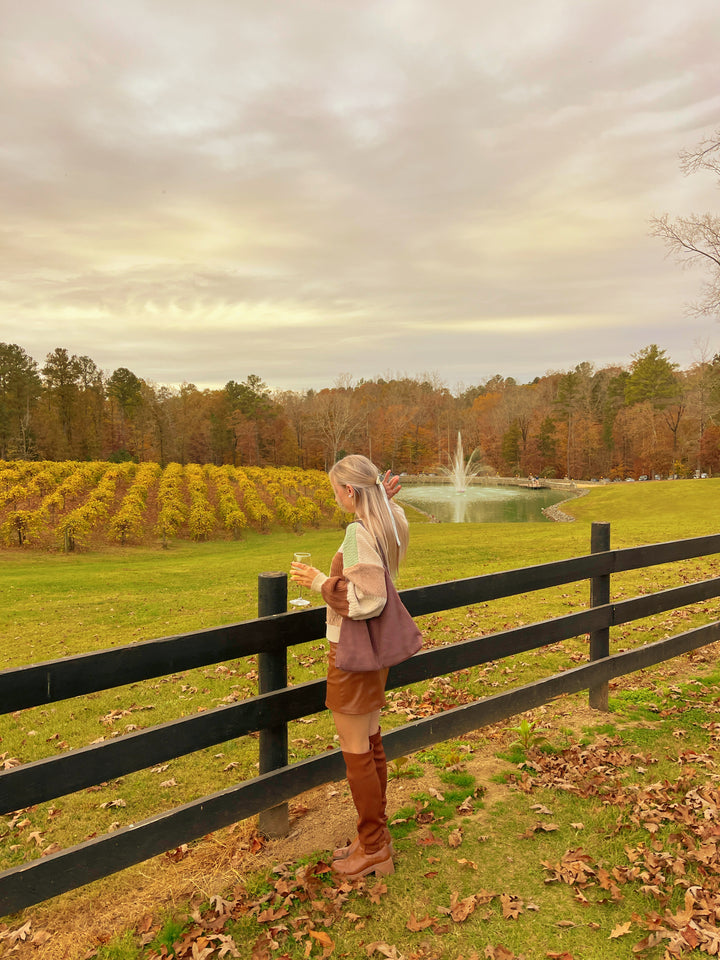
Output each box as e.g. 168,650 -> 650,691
397,483 -> 572,523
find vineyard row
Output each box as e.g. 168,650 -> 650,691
0,461 -> 344,550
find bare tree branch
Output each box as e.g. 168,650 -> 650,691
650,132 -> 720,317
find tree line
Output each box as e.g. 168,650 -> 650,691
1,342 -> 719,480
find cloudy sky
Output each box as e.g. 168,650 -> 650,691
2,0 -> 719,393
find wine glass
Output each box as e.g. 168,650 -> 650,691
290,552 -> 312,607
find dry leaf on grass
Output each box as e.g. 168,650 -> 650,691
500,894 -> 523,920
483,945 -> 523,959
448,828 -> 463,848
406,913 -> 435,931
365,942 -> 405,959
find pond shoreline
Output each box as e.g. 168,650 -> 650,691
541,486 -> 588,522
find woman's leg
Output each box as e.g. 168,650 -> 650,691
331,709 -> 393,878
331,709 -> 380,754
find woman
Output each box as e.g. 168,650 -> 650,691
290,455 -> 408,880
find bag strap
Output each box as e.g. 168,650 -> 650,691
352,518 -> 389,571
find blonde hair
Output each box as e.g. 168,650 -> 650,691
329,454 -> 409,578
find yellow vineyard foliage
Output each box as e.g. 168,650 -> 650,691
0,461 -> 340,551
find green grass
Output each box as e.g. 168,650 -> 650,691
2,478 -> 720,957
563,476 -> 720,543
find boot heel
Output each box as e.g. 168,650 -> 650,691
374,856 -> 395,876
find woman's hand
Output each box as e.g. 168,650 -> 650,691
290,561 -> 321,589
382,470 -> 401,500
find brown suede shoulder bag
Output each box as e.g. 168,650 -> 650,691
335,557 -> 422,673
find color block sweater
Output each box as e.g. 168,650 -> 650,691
310,521 -> 387,644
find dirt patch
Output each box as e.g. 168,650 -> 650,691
259,735 -> 516,872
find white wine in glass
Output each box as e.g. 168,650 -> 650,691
290,552 -> 311,607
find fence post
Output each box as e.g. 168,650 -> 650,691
588,522 -> 611,711
257,571 -> 290,837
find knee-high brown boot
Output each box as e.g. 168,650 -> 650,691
370,728 -> 389,840
334,730 -> 393,859
331,748 -> 394,880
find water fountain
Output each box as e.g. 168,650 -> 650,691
440,432 -> 482,493
396,431 -> 568,522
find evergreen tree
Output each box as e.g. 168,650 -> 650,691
0,343 -> 42,458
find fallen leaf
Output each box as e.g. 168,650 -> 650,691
3,921 -> 32,943
365,943 -> 403,959
609,921 -> 632,939
406,913 -> 435,931
501,894 -> 523,920
309,930 -> 333,946
483,946 -> 518,960
368,882 -> 388,904
448,828 -> 463,848
165,845 -> 189,862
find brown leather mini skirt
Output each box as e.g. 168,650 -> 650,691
325,642 -> 389,715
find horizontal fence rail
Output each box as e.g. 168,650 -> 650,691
1,527 -> 719,916
4,534 -> 720,715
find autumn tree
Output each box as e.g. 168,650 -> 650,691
501,422 -> 522,473
710,354 -> 720,410
144,383 -> 175,466
225,374 -> 277,465
684,345 -> 718,456
275,389 -> 310,467
41,348 -> 84,456
309,376 -> 364,468
536,416 -> 559,476
554,364 -> 596,478
75,356 -> 105,459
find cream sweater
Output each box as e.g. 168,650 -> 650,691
310,521 -> 387,643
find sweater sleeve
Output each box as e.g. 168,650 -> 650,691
317,522 -> 387,620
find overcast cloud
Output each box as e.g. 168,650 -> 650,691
1,0 -> 719,391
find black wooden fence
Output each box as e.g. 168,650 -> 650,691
1,523 -> 720,916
